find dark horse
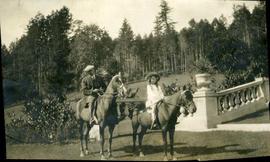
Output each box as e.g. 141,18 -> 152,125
128,90 -> 196,161
75,74 -> 127,160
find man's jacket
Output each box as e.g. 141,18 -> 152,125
81,74 -> 107,97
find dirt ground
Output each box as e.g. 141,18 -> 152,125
5,118 -> 270,161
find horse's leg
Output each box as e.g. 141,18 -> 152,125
99,125 -> 106,160
169,128 -> 177,161
79,120 -> 85,157
107,124 -> 115,158
84,123 -> 92,155
132,123 -> 139,156
138,126 -> 147,157
162,128 -> 168,161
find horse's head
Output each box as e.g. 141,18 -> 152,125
108,73 -> 127,97
177,90 -> 197,116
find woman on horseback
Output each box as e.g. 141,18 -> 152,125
145,72 -> 165,129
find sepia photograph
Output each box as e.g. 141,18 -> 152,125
0,0 -> 269,161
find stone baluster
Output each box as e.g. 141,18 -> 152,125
219,97 -> 223,112
218,97 -> 224,114
246,88 -> 252,103
241,90 -> 247,104
250,86 -> 256,102
222,95 -> 229,111
234,91 -> 241,108
228,93 -> 235,111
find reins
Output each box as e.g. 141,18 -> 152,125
160,100 -> 190,112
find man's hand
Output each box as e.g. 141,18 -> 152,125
92,89 -> 100,93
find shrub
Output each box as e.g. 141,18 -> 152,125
191,57 -> 217,74
221,71 -> 254,89
5,93 -> 79,144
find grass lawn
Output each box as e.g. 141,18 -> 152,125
5,122 -> 270,161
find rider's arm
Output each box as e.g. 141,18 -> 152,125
81,78 -> 88,95
81,77 -> 93,96
158,85 -> 165,99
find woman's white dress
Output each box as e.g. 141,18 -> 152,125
145,84 -> 164,120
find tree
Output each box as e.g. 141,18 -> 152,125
7,7 -> 73,97
248,2 -> 268,77
69,23 -> 114,89
25,13 -> 47,94
113,19 -> 134,79
43,6 -> 73,97
230,4 -> 251,47
154,0 -> 178,72
1,45 -> 12,79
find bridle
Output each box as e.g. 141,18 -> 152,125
117,78 -> 127,98
162,100 -> 190,113
161,91 -> 194,113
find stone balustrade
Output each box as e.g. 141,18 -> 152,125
217,78 -> 265,115
176,77 -> 269,131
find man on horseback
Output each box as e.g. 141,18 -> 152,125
145,72 -> 165,129
80,65 -> 107,125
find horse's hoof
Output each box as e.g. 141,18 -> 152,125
163,156 -> 168,161
108,154 -> 114,160
80,152 -> 85,157
85,150 -> 89,155
107,153 -> 113,158
139,152 -> 144,157
172,157 -> 177,161
101,155 -> 107,160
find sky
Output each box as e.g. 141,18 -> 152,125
0,0 -> 259,47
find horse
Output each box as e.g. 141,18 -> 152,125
75,74 -> 127,160
127,90 -> 196,161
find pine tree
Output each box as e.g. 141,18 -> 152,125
113,19 -> 134,80
154,0 -> 178,72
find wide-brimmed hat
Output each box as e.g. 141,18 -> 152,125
145,72 -> 160,81
83,65 -> 94,72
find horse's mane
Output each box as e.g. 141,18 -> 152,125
164,90 -> 182,103
104,74 -> 121,94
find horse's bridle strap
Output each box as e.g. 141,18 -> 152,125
162,101 -> 190,112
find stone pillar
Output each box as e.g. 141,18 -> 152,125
176,74 -> 220,131
255,77 -> 269,102
176,88 -> 220,131
193,89 -> 220,129
262,77 -> 269,102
